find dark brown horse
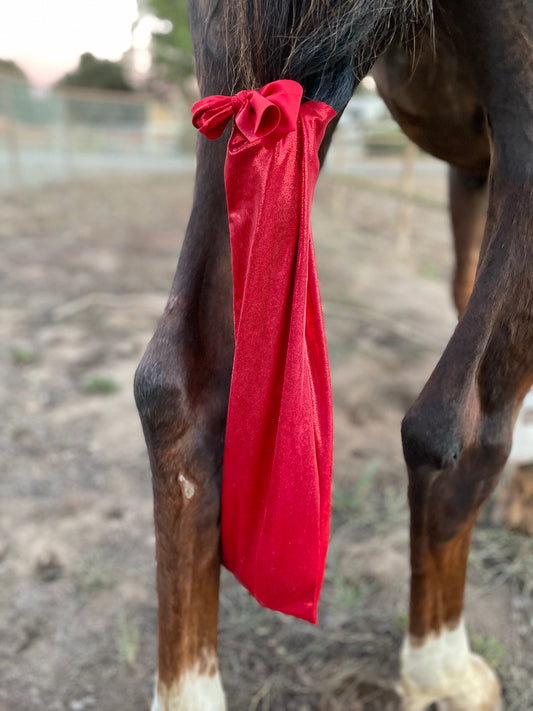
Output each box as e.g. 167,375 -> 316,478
134,1 -> 532,709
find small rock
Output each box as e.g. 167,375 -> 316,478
106,505 -> 124,520
34,549 -> 63,582
511,595 -> 529,611
69,696 -> 96,711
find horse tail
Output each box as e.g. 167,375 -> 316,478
222,0 -> 434,110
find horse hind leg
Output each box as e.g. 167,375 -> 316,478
134,0 -> 362,706
135,130 -> 233,711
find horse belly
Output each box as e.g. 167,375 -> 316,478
372,28 -> 490,175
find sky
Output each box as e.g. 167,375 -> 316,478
0,0 -> 144,87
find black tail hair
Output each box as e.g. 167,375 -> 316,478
222,0 -> 434,111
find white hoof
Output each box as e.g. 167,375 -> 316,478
434,673 -> 503,711
400,621 -> 502,711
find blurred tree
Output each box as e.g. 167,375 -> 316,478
57,53 -> 133,92
139,0 -> 194,87
0,58 -> 27,80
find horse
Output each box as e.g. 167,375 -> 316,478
134,1 -> 533,709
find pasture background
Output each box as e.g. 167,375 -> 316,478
1,151 -> 533,708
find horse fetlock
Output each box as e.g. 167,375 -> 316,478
400,623 -> 501,711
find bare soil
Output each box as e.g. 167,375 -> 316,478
1,172 -> 532,711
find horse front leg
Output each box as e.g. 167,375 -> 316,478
135,134 -> 233,711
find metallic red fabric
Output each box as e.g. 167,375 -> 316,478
192,80 -> 335,623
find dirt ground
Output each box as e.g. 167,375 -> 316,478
1,170 -> 532,711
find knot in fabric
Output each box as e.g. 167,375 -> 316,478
192,80 -> 304,143
230,90 -> 252,112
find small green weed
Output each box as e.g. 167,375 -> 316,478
82,375 -> 119,395
471,633 -> 506,670
73,557 -> 115,596
333,458 -> 381,513
393,612 -> 408,631
11,346 -> 38,365
420,264 -> 438,279
117,610 -> 140,667
331,570 -> 379,609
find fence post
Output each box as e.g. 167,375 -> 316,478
4,78 -> 21,190
59,92 -> 75,180
396,139 -> 417,255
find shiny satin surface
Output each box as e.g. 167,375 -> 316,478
193,81 -> 335,623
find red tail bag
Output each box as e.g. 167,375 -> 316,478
193,81 -> 335,623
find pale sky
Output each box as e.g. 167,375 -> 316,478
0,0 -> 144,86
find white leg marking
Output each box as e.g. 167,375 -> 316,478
178,474 -> 195,500
509,388 -> 533,464
151,663 -> 226,711
400,619 -> 501,711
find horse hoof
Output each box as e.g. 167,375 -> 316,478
434,675 -> 503,711
401,651 -> 502,711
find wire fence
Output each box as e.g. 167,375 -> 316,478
0,74 -> 445,195
0,74 -> 197,192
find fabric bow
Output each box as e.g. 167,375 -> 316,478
192,79 -> 304,143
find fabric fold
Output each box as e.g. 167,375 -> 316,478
192,80 -> 335,623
